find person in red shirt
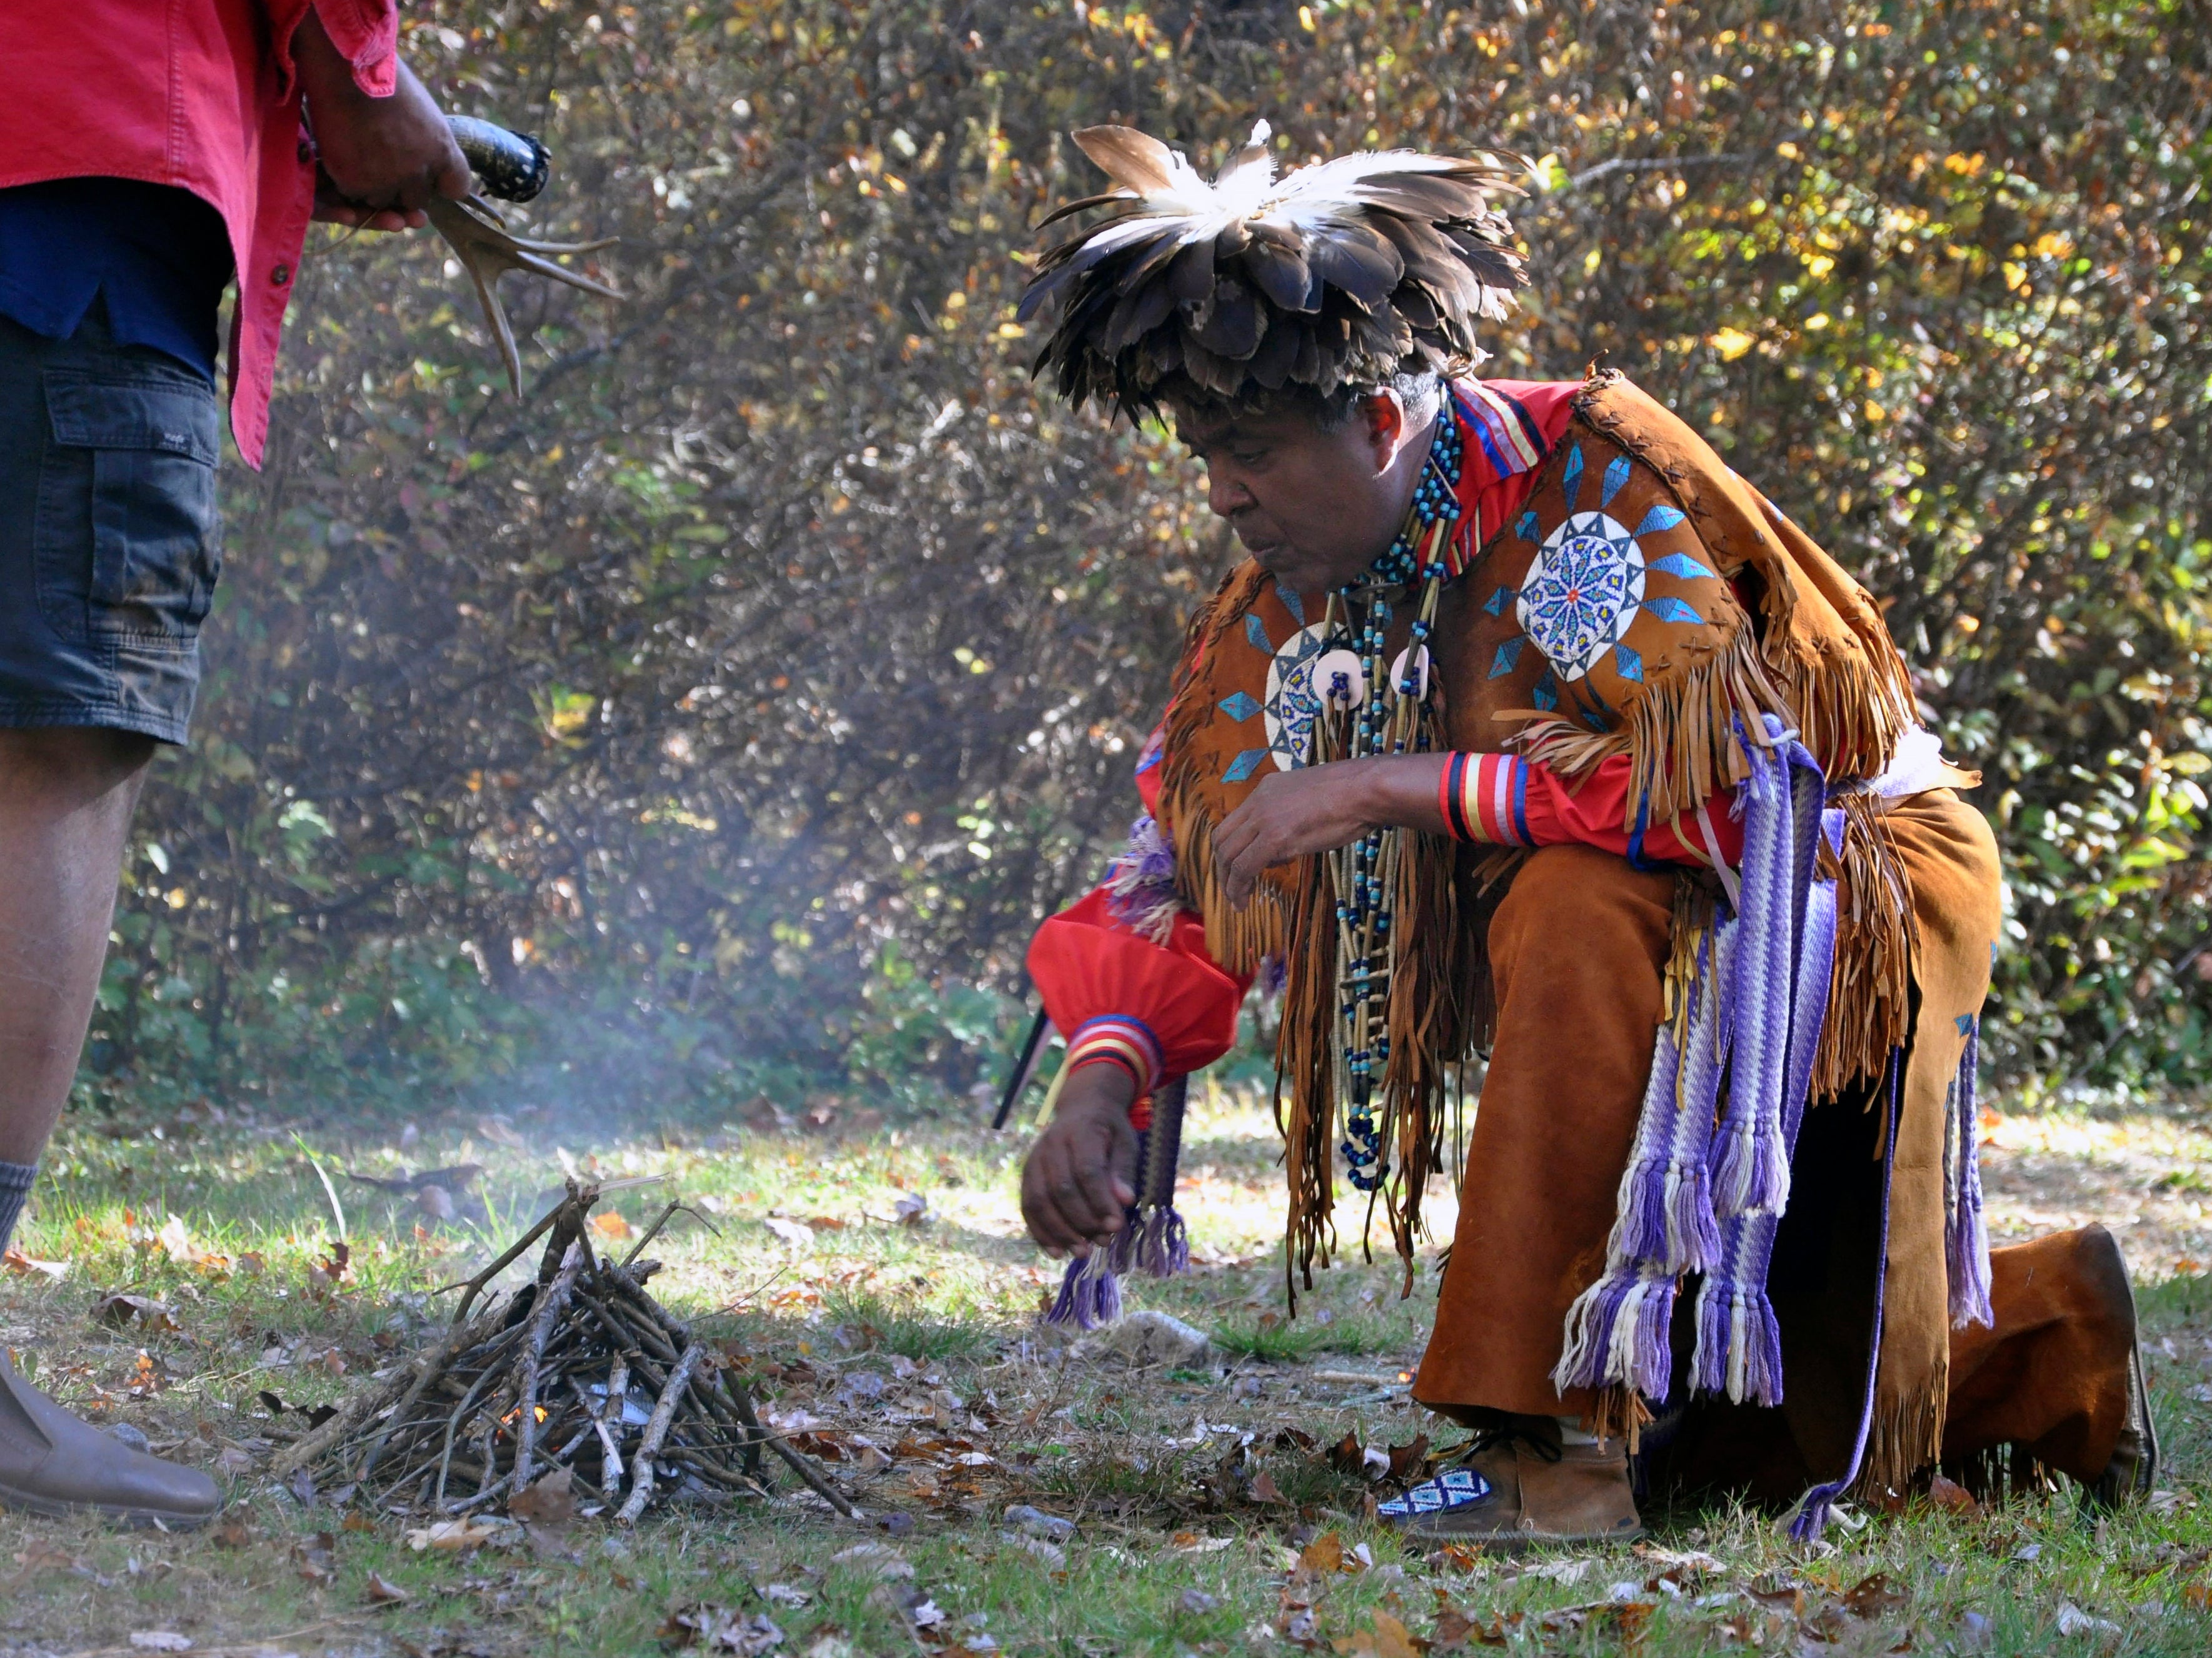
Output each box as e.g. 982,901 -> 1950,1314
0,4 -> 465,1526
1012,124 -> 2154,1545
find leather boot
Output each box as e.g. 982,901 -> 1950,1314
0,1352 -> 221,1525
1379,1414 -> 1644,1548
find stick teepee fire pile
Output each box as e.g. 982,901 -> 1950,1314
273,1180 -> 853,1522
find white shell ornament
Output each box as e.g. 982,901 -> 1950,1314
1312,650 -> 1368,710
1388,645 -> 1432,704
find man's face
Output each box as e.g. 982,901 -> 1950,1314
1175,394 -> 1420,597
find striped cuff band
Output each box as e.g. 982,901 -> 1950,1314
1065,1015 -> 1164,1099
1439,752 -> 1534,847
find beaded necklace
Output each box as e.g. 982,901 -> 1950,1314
1312,404 -> 1470,1193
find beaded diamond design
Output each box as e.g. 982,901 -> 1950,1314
1262,623 -> 1332,773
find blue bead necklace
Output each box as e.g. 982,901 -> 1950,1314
1322,407 -> 1467,1195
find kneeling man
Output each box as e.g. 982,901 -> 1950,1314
1012,124 -> 2152,1543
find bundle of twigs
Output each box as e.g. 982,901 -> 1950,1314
273,1180 -> 853,1522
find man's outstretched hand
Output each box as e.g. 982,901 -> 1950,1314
1020,1063 -> 1139,1257
296,12 -> 470,231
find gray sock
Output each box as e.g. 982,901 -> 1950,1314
0,1160 -> 35,1256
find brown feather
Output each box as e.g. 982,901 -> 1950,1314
1071,126 -> 1179,194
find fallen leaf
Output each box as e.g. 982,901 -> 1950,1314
830,1542 -> 913,1580
1332,1612 -> 1427,1658
893,1192 -> 928,1225
365,1569 -> 411,1604
14,1540 -> 86,1574
590,1211 -> 632,1240
129,1634 -> 193,1652
762,1216 -> 814,1249
405,1515 -> 520,1552
761,1584 -> 812,1607
1926,1474 -> 1982,1517
1385,1434 -> 1431,1482
90,1292 -> 181,1334
2055,1602 -> 2119,1637
1300,1532 -> 1347,1575
1250,1470 -> 1289,1505
509,1467 -> 575,1529
1180,1588 -> 1221,1615
1843,1572 -> 1908,1620
3,1247 -> 68,1280
1327,1432 -> 1365,1477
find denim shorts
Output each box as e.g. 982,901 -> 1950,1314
0,311 -> 221,743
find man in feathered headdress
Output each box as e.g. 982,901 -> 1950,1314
1013,123 -> 2154,1544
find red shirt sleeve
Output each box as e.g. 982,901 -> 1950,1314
1025,891 -> 1249,1104
1439,750 -> 1744,869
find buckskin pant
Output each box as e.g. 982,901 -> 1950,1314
1412,788 -> 2139,1496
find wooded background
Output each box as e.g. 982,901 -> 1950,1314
98,0 -> 2211,1122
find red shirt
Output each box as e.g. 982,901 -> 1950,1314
0,0 -> 400,467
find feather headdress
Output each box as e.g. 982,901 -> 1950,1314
1021,122 -> 1530,414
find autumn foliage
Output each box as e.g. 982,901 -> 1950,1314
96,1 -> 2212,1117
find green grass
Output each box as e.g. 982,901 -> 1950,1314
1,1088 -> 2209,1655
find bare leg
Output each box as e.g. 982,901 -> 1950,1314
0,727 -> 221,1524
0,727 -> 152,1166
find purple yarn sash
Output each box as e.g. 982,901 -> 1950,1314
1787,1052 -> 1903,1542
1689,731 -> 1837,1404
1041,1073 -> 1192,1330
1553,931 -> 1725,1400
1946,1017 -> 1994,1329
1556,718 -> 1840,1408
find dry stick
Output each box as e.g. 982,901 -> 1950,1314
513,1239 -> 587,1492
330,1197 -> 580,1484
615,1342 -> 703,1524
435,1357 -> 511,1509
575,1373 -> 626,1496
620,1198 -> 718,1269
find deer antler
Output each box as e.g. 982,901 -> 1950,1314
428,193 -> 621,395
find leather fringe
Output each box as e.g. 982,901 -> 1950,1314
1859,1364 -> 1949,1500
1584,1382 -> 1654,1454
1502,628 -> 1794,835
1813,794 -> 1921,1104
1157,561 -> 1291,974
1763,625 -> 1916,798
1276,815 -> 1469,1304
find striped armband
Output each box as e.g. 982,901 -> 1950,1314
1439,752 -> 1535,847
1063,1015 -> 1164,1099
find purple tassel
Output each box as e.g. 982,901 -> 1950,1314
1554,927 -> 1727,1399
1104,815 -> 1181,943
1043,1248 -> 1122,1330
1689,720 -> 1836,1404
1787,1055 -> 1903,1542
1947,1018 -> 1994,1329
